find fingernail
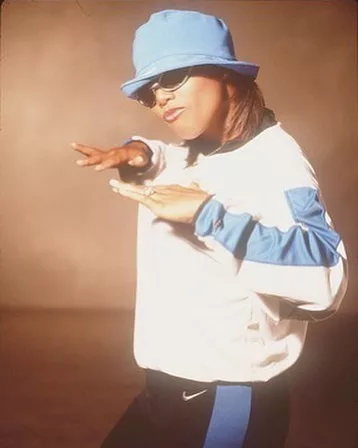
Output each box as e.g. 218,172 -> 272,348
76,160 -> 85,166
71,142 -> 77,148
94,164 -> 103,171
109,179 -> 120,187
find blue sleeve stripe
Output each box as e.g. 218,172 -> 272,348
194,187 -> 341,267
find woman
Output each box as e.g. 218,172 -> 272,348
73,10 -> 348,448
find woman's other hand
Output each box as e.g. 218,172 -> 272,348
72,141 -> 151,172
110,180 -> 211,224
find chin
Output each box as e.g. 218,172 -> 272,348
171,124 -> 205,141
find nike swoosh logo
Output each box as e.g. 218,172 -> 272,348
182,389 -> 208,401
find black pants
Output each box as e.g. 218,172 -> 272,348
101,369 -> 290,448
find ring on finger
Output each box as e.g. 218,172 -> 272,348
142,186 -> 156,197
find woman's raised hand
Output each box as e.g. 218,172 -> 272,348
73,141 -> 212,224
109,180 -> 211,224
72,141 -> 151,171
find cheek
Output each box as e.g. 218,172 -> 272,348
176,85 -> 224,139
193,90 -> 222,124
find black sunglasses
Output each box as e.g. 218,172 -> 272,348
135,67 -> 193,108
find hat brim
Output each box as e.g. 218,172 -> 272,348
120,54 -> 259,99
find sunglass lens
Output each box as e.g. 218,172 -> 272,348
160,68 -> 189,89
135,68 -> 191,107
136,86 -> 155,108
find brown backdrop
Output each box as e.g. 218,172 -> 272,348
0,0 -> 357,310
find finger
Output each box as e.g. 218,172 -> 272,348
109,181 -> 150,204
154,184 -> 194,191
72,142 -> 100,156
149,184 -> 179,192
109,178 -> 125,188
76,154 -> 102,167
109,179 -> 149,195
115,187 -> 148,203
109,179 -> 158,202
95,149 -> 142,171
94,156 -> 122,171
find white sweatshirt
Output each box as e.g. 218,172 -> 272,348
125,124 -> 348,383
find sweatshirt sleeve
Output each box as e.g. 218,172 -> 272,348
194,141 -> 348,321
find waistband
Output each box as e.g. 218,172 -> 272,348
145,368 -> 288,392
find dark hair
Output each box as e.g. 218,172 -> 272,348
222,71 -> 266,143
186,66 -> 276,166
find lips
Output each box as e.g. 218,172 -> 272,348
163,107 -> 185,123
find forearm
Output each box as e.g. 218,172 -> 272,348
193,190 -> 348,316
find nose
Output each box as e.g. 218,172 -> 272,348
153,87 -> 175,107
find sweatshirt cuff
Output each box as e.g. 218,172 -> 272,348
194,199 -> 226,236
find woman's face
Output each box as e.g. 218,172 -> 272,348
150,68 -> 229,142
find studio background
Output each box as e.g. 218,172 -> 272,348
1,0 -> 357,311
0,2 -> 357,447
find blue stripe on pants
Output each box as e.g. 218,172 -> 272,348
203,385 -> 252,448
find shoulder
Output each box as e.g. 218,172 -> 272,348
252,124 -> 318,190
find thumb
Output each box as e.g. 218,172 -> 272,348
128,155 -> 146,167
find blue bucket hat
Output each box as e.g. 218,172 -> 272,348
120,9 -> 259,99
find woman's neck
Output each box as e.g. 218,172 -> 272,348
185,108 -> 277,166
186,137 -> 222,156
